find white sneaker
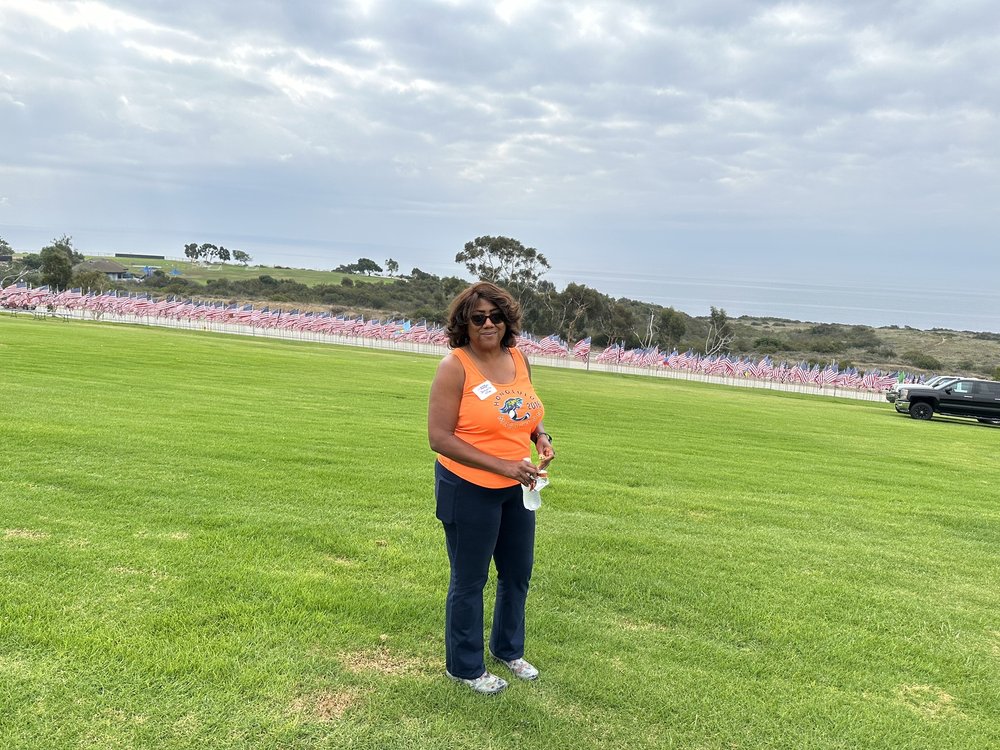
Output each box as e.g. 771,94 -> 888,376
445,670 -> 508,694
491,655 -> 539,681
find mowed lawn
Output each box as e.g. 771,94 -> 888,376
1,314 -> 999,750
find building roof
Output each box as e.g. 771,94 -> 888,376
73,260 -> 129,274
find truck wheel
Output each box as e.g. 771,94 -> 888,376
910,402 -> 933,420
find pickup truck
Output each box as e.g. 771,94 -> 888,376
885,375 -> 959,403
894,378 -> 1000,423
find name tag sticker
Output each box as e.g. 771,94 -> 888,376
473,380 -> 497,400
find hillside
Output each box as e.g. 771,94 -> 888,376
10,253 -> 1000,379
730,317 -> 1000,380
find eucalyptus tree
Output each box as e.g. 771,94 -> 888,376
455,235 -> 550,303
705,306 -> 734,355
39,236 -> 80,289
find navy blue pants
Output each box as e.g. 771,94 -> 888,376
435,461 -> 536,679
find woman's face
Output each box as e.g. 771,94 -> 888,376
467,297 -> 506,349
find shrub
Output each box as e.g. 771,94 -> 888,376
901,350 -> 943,370
867,346 -> 896,359
844,326 -> 882,349
811,337 -> 846,354
412,306 -> 440,321
753,336 -> 787,353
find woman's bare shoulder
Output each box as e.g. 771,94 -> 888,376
434,351 -> 465,379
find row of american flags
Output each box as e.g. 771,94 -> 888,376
2,283 -> 911,391
0,283 -> 587,358
596,343 -> 902,391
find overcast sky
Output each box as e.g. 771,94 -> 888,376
2,1 -> 999,330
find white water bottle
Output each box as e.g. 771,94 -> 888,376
521,458 -> 548,511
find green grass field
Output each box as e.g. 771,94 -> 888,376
2,314 -> 999,749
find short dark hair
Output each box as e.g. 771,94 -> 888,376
445,281 -> 521,349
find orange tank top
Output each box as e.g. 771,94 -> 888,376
437,346 -> 545,489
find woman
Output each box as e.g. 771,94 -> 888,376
428,281 -> 555,694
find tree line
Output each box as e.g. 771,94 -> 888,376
0,232 -> 848,355
1,236 -> 89,291
1,236 -> 254,293
5,232 -> 948,371
183,243 -> 252,265
160,234 -> 704,351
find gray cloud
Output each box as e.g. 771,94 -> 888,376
1,0 -> 999,328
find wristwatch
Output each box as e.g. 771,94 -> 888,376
531,431 -> 553,444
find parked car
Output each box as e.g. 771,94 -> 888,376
894,378 -> 1000,424
885,375 -> 959,403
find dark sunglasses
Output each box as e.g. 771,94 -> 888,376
469,311 -> 505,327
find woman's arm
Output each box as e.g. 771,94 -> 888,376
428,354 -> 538,484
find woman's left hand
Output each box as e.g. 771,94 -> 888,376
536,435 -> 555,470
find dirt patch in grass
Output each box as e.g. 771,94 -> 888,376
289,690 -> 358,722
4,528 -> 50,541
537,693 -> 596,729
0,656 -> 32,677
618,617 -> 670,633
323,554 -> 356,566
136,530 -> 191,541
172,713 -> 201,736
686,510 -> 716,521
897,684 -> 964,720
339,646 -> 422,676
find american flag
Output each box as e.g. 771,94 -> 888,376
408,319 -> 429,342
535,334 -> 568,357
816,363 -> 838,387
0,280 -> 915,394
638,346 -> 662,367
516,334 -> 543,355
757,355 -> 774,380
677,350 -> 698,370
835,367 -> 862,389
595,343 -> 622,363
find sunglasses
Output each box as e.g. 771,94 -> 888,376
469,311 -> 505,327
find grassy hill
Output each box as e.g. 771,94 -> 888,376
39,255 -> 1000,378
87,255 -> 393,287
731,316 -> 1000,379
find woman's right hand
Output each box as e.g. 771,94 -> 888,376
500,458 -> 540,487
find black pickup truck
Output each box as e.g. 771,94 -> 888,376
885,375 -> 959,403
894,378 -> 1000,423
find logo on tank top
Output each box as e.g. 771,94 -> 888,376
493,389 -> 541,428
